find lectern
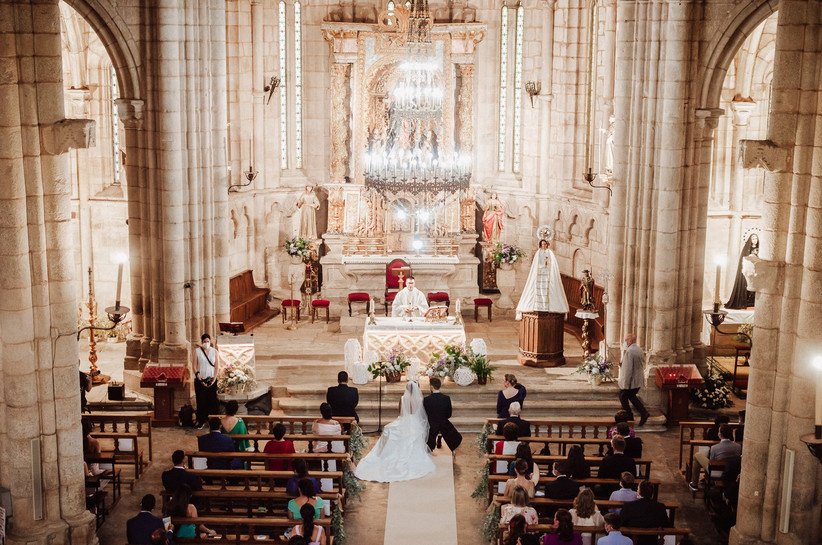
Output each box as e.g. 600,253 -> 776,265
140,366 -> 188,426
517,311 -> 565,367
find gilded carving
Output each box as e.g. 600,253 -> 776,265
330,64 -> 351,182
327,185 -> 345,234
457,64 -> 474,155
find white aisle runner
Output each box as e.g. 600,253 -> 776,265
383,452 -> 458,544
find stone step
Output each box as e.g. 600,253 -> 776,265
278,396 -> 622,414
347,415 -> 668,434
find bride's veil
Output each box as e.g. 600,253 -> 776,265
401,381 -> 429,434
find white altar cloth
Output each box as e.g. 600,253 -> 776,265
363,317 -> 466,361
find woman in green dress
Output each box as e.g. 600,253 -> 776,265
220,400 -> 250,452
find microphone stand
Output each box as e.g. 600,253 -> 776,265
365,372 -> 384,435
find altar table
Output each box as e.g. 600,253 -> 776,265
363,317 -> 466,361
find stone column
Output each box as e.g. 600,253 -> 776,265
457,64 -> 474,155
538,0 -> 555,197
730,2 -> 822,544
0,1 -> 95,543
330,63 -> 351,183
156,0 -> 189,361
115,98 -> 146,370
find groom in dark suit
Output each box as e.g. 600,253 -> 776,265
423,377 -> 463,455
326,371 -> 359,431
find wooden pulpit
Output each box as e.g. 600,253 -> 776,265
518,311 -> 565,367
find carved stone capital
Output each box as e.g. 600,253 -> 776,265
540,0 -> 556,10
114,98 -> 145,128
741,254 -> 783,295
694,107 -> 724,130
64,88 -> 92,118
730,100 -> 756,126
41,118 -> 96,154
739,139 -> 792,172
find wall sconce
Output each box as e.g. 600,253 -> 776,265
264,76 -> 281,105
525,81 -> 541,108
228,165 -> 258,193
582,167 -> 612,196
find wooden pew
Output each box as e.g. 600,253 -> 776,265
492,497 -> 679,525
210,415 -> 356,435
92,431 -> 145,478
229,270 -> 270,325
485,417 -> 624,437
186,452 -> 349,472
488,475 -> 661,503
486,454 -> 653,480
496,524 -> 691,545
678,421 -> 743,475
487,435 -> 614,457
82,411 -> 153,461
172,515 -> 331,544
186,468 -> 343,496
224,434 -> 351,453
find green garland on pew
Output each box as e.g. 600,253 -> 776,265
471,463 -> 491,505
331,502 -> 346,545
342,459 -> 365,502
473,422 -> 494,455
480,503 -> 501,542
349,423 -> 367,463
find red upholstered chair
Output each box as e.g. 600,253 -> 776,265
282,299 -> 301,323
474,298 -> 493,322
311,299 -> 330,323
427,292 -> 450,308
385,258 -> 410,316
347,292 -> 371,316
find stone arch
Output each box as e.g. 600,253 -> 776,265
698,0 -> 778,110
61,0 -> 142,101
571,248 -> 588,278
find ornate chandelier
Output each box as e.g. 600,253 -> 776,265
363,0 -> 472,196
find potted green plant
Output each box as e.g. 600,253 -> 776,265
470,353 -> 496,385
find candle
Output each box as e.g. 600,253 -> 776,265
115,263 -> 123,308
713,255 -> 724,305
814,356 -> 822,438
249,136 -> 253,168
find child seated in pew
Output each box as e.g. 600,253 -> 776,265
565,445 -> 591,480
569,487 -> 604,526
607,472 -> 637,513
264,423 -> 296,471
167,484 -> 216,538
607,411 -> 635,439
543,509 -> 582,545
286,459 -> 321,496
291,504 -> 327,545
507,443 -> 540,487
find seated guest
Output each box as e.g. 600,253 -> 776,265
597,513 -> 632,545
544,461 -> 581,500
497,374 -> 527,418
494,422 -> 521,474
689,424 -> 742,492
607,472 -> 637,513
565,445 -> 590,480
167,484 -> 216,538
127,494 -> 165,545
607,410 -> 635,439
704,415 -> 731,441
326,371 -> 359,431
735,410 -> 745,442
198,417 -> 242,470
264,423 -> 296,471
287,478 -> 324,520
162,450 -> 202,494
291,504 -> 327,545
220,400 -> 250,452
82,420 -> 104,476
504,458 -> 536,498
508,443 -> 540,487
503,514 -> 530,545
149,527 -> 175,545
313,403 -> 344,454
496,401 -> 531,437
286,458 -> 321,496
543,509 -> 582,545
616,422 -> 642,458
570,487 -> 604,526
501,485 -> 539,525
598,435 -> 637,480
619,481 -> 671,545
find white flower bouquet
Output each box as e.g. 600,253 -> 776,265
575,352 -> 615,379
217,360 -> 257,393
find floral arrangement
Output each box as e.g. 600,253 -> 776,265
343,460 -> 365,502
575,352 -> 615,379
331,504 -> 346,545
367,348 -> 411,379
217,360 -> 256,393
283,236 -> 310,260
480,504 -> 501,541
471,463 -> 491,505
690,371 -> 733,410
490,243 -> 525,265
426,344 -> 473,378
470,353 -> 497,383
735,322 -> 753,346
349,423 -> 367,463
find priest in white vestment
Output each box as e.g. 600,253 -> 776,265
391,277 -> 429,318
516,239 -> 569,319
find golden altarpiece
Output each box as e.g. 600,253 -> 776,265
319,5 -> 487,303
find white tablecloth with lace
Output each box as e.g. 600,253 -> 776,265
362,317 -> 466,361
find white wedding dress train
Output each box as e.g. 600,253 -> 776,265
354,381 -> 435,483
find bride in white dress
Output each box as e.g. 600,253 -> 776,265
354,381 -> 436,482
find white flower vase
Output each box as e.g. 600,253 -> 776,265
588,374 -> 603,386
495,266 -> 517,309
453,366 -> 477,386
499,262 -> 514,271
290,254 -> 303,265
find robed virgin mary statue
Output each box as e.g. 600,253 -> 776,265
516,237 -> 569,319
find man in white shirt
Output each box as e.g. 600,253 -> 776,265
193,333 -> 220,427
391,276 -> 429,318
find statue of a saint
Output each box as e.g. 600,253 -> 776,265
296,185 -> 321,240
579,269 -> 595,312
516,238 -> 569,319
726,233 -> 760,309
604,115 -> 615,175
482,192 -> 504,243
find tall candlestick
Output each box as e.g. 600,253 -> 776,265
815,357 -> 822,439
249,137 -> 253,168
115,263 -> 123,308
714,263 -> 721,305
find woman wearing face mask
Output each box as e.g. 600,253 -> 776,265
193,333 -> 220,427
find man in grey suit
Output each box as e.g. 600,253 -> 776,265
618,333 -> 650,426
689,424 -> 742,491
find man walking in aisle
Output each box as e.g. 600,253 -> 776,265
618,333 -> 650,426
